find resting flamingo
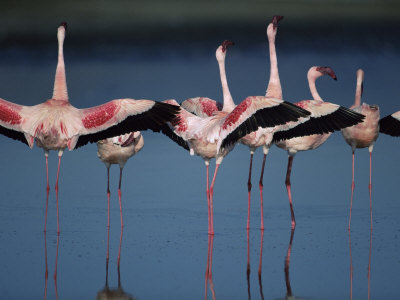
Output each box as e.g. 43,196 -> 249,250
97,132 -> 143,228
274,66 -> 365,229
341,69 -> 380,230
0,23 -> 179,233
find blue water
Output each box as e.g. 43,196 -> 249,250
1,34 -> 400,299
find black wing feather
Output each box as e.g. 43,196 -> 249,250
75,102 -> 180,149
379,115 -> 400,136
272,106 -> 365,143
221,101 -> 311,149
160,125 -> 190,151
0,126 -> 28,146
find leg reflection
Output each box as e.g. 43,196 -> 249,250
284,228 -> 295,299
205,234 -> 216,300
246,229 -> 251,300
258,230 -> 265,300
43,232 -> 60,300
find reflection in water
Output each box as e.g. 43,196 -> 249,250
276,228 -> 313,300
43,232 -> 60,300
246,229 -> 265,300
97,227 -> 134,300
205,235 -> 216,300
348,229 -> 353,300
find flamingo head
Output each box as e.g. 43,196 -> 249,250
58,22 -> 67,41
216,40 -> 234,61
267,15 -> 284,36
316,66 -> 337,80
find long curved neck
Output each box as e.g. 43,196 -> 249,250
52,28 -> 69,102
265,29 -> 282,99
218,56 -> 235,112
353,69 -> 364,107
308,69 -> 323,101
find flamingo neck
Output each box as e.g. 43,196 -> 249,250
265,31 -> 282,99
353,70 -> 363,107
52,33 -> 69,102
308,69 -> 323,101
218,58 -> 235,112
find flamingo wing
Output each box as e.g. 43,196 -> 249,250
272,100 -> 365,142
219,96 -> 311,149
159,99 -> 191,151
74,99 -> 179,149
0,98 -> 29,146
379,111 -> 400,136
181,97 -> 222,117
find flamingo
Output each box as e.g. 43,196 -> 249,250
0,22 -> 179,233
274,66 -> 364,229
97,132 -> 144,228
341,69 -> 380,230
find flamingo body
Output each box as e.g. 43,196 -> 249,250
97,132 -> 143,168
181,97 -> 222,118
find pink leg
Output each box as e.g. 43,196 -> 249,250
369,151 -> 372,230
106,224 -> 110,263
208,235 -> 216,300
284,228 -> 295,298
106,167 -> 111,228
118,167 -> 124,228
247,153 -> 254,230
44,155 -> 50,232
208,164 -> 220,235
285,155 -> 296,229
258,229 -> 265,300
55,155 -> 62,235
206,165 -> 210,231
349,151 -> 355,231
259,154 -> 267,230
368,151 -> 373,300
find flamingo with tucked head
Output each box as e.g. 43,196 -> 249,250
97,132 -> 144,228
0,23 -> 179,233
341,69 -> 380,230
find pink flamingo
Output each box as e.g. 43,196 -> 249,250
0,23 -> 179,233
341,69 -> 380,230
274,66 -> 364,229
97,132 -> 144,228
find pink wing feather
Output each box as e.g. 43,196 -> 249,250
0,98 -> 29,145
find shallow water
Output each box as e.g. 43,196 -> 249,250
1,33 -> 400,299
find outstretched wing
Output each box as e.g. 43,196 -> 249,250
218,96 -> 311,150
74,99 -> 180,149
272,100 -> 365,142
0,98 -> 29,146
181,97 -> 222,117
379,111 -> 400,136
159,99 -> 191,151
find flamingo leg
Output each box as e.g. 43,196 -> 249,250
55,154 -> 62,234
285,155 -> 296,229
349,151 -> 355,231
259,154 -> 267,230
369,151 -> 372,230
118,167 -> 124,228
208,164 -> 220,235
247,153 -> 254,230
258,229 -> 265,300
208,235 -> 216,300
44,152 -> 50,232
206,164 -> 210,231
106,166 -> 111,228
